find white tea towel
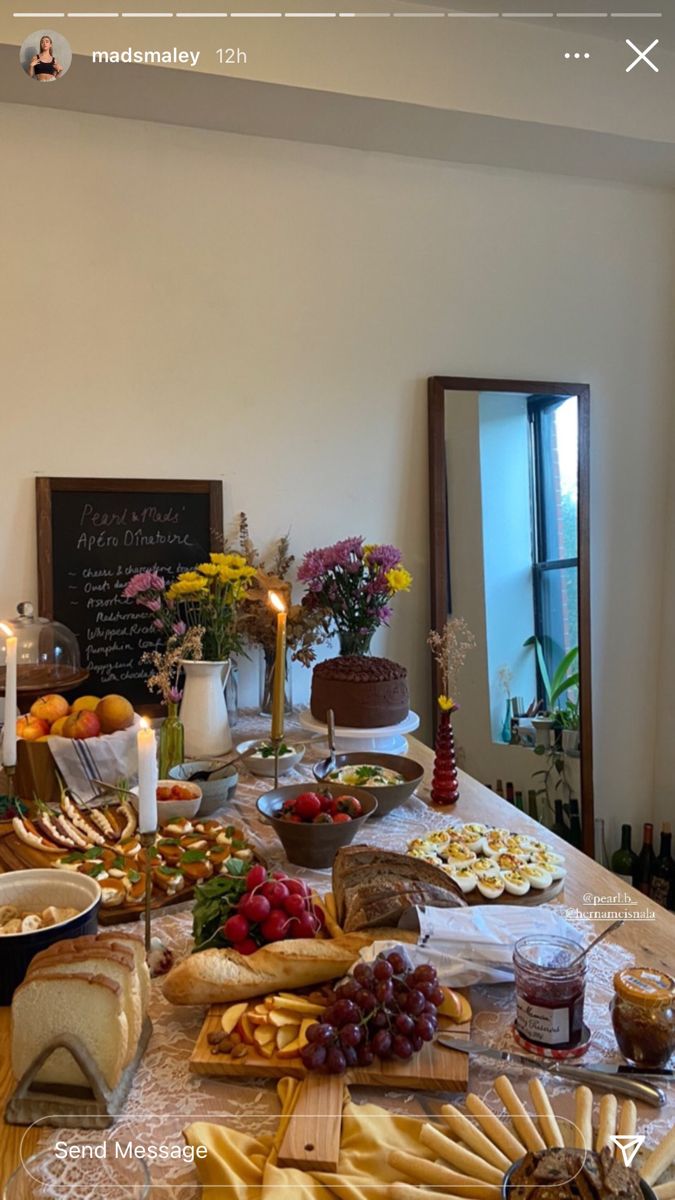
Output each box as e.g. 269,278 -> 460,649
360,905 -> 579,987
47,717 -> 142,802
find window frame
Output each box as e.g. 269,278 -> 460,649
527,394 -> 579,706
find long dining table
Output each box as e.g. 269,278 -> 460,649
1,720 -> 673,1191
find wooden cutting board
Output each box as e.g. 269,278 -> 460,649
0,829 -> 196,925
190,1003 -> 470,1092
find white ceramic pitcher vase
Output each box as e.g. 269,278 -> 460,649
179,659 -> 233,757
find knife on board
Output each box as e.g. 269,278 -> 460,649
436,1037 -> 666,1108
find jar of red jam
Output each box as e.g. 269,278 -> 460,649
610,968 -> 675,1068
513,935 -> 587,1050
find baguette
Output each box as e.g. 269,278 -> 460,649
163,931 -> 414,1005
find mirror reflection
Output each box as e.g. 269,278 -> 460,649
435,382 -> 591,849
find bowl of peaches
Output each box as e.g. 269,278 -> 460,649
130,779 -> 202,824
257,783 -> 377,869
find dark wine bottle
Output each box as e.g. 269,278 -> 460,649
506,781 -> 515,805
568,798 -> 582,850
528,790 -> 539,821
649,823 -> 674,909
611,824 -> 638,886
515,790 -> 524,812
496,779 -> 504,798
636,823 -> 656,895
551,798 -> 568,841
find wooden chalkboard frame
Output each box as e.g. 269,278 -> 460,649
35,478 -> 224,710
36,477 -> 224,620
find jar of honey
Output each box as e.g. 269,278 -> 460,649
513,935 -> 587,1050
610,968 -> 675,1068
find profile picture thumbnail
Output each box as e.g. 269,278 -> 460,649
19,30 -> 72,82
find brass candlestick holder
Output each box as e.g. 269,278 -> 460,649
271,734 -> 284,789
140,829 -> 156,956
3,763 -> 16,803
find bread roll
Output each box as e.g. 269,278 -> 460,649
163,931 -> 413,1005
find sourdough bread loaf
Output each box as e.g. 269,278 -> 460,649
333,845 -> 465,931
11,972 -> 129,1091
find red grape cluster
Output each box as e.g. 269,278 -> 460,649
222,866 -> 325,955
300,951 -> 444,1074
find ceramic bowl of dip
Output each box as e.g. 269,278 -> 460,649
236,739 -> 305,778
314,752 -> 424,817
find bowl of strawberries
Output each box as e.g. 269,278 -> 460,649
256,783 -> 377,869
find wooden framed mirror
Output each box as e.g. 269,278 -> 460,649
428,376 -> 594,857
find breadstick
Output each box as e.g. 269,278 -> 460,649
615,1099 -> 637,1155
440,1103 -> 511,1172
654,1182 -> 675,1200
419,1123 -> 505,1185
388,1149 -> 501,1197
528,1079 -> 565,1148
572,1086 -> 593,1150
494,1075 -> 546,1153
595,1094 -> 618,1152
466,1092 -> 526,1163
390,1186 -> 494,1200
642,1127 -> 675,1186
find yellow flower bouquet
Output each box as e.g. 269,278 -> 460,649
123,553 -> 257,663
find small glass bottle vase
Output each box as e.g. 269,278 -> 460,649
430,703 -> 460,807
258,646 -> 293,718
338,630 -> 373,657
158,700 -> 185,777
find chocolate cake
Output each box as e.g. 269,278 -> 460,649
310,655 -> 409,729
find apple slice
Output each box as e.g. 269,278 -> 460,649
268,1009 -> 304,1028
438,987 -> 463,1020
277,1032 -> 304,1059
257,1038 -> 277,1059
248,1009 -> 270,1026
270,995 -> 325,1017
237,1012 -> 256,1045
297,1017 -> 315,1050
276,1024 -> 301,1051
254,1024 -> 278,1052
221,1002 -> 249,1036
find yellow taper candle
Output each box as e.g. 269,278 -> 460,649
269,591 -> 287,741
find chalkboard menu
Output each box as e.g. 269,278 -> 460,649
36,478 -> 224,709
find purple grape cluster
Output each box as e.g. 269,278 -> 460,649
299,952 -> 444,1075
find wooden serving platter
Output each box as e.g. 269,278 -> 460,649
462,878 -> 564,906
0,828 -> 195,925
190,1003 -> 471,1092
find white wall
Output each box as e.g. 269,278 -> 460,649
2,102 -> 674,849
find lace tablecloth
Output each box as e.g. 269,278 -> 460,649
35,717 -> 674,1194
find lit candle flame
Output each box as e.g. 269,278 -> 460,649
268,591 -> 286,613
139,716 -> 149,730
0,623 -> 13,638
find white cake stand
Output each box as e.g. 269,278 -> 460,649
298,708 -> 420,755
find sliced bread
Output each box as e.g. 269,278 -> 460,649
332,845 -> 466,931
12,972 -> 128,1091
27,946 -> 140,1064
94,932 -> 150,1014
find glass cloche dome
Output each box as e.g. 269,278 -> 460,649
0,602 -> 86,695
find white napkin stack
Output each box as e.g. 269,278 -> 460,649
359,905 -> 580,987
47,716 -> 142,803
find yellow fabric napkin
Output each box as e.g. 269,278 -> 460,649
184,1077 -> 432,1199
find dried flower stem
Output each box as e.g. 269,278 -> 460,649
427,616 -> 476,700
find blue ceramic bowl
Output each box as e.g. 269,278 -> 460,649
0,869 -> 101,1005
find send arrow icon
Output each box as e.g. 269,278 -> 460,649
609,1136 -> 646,1167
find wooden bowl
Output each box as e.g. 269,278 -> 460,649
257,783 -> 378,870
313,752 -> 424,817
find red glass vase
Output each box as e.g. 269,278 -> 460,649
430,705 -> 459,807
